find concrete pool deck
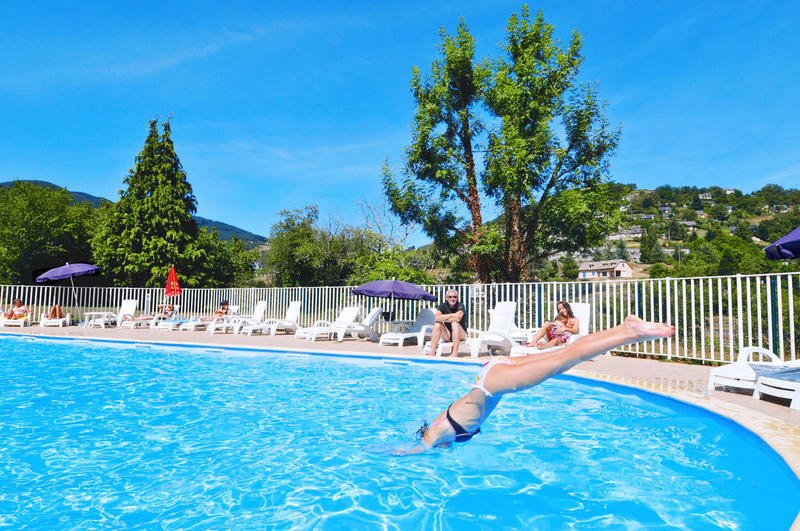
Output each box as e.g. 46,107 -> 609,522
4,325 -> 800,483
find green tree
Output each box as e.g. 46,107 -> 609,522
648,263 -> 670,278
92,120 -> 205,287
483,7 -> 621,281
559,254 -> 579,280
615,239 -> 630,260
349,246 -> 434,285
0,182 -> 96,284
383,20 -> 492,280
385,7 -> 622,282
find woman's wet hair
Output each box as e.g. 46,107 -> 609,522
415,420 -> 429,439
556,301 -> 574,318
220,300 -> 229,306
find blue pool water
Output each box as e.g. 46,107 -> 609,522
1,336 -> 798,529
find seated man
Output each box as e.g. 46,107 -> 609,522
4,299 -> 30,320
529,300 -> 579,349
428,289 -> 468,356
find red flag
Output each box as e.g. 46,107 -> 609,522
165,265 -> 182,297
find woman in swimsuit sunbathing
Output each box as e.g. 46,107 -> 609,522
4,299 -> 30,320
401,315 -> 674,454
529,300 -> 578,349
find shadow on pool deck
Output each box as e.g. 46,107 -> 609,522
3,324 -> 800,479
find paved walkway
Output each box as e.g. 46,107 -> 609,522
3,324 -> 799,479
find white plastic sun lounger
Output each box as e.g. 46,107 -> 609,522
379,308 -> 435,347
239,301 -> 302,336
344,306 -> 383,342
39,311 -> 71,327
754,368 -> 800,409
83,299 -> 138,328
707,346 -> 800,392
0,313 -> 32,327
295,306 -> 361,342
509,302 -> 592,357
217,301 -> 267,335
180,305 -> 240,332
468,301 -> 527,357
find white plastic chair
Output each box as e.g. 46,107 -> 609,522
344,306 -> 383,342
707,346 -> 798,392
39,311 -> 71,327
379,308 -> 435,347
83,299 -> 138,328
295,306 -> 361,342
239,301 -> 302,336
509,302 -> 592,356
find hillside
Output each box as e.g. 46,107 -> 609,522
0,180 -> 266,247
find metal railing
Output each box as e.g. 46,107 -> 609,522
2,271 -> 798,363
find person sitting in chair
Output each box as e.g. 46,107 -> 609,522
428,289 -> 468,357
529,301 -> 579,349
5,299 -> 30,320
46,304 -> 66,319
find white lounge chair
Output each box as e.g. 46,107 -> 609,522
239,301 -> 302,336
344,306 -> 383,342
707,346 -> 800,392
754,368 -> 800,410
469,301 -> 528,357
180,305 -> 240,332
83,299 -> 138,328
0,312 -> 31,327
509,302 -> 592,356
379,308 -> 435,347
295,306 -> 361,342
39,311 -> 71,327
214,301 -> 267,334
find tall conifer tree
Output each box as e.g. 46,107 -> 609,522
92,119 -> 204,286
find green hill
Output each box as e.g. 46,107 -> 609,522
0,180 -> 266,247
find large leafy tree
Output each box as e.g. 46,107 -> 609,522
384,7 -> 623,282
92,119 -> 205,287
383,21 -> 494,281
0,182 -> 96,284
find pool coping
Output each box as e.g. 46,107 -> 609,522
4,331 -> 800,486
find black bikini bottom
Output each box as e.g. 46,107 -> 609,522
446,405 -> 480,443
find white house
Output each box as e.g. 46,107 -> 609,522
577,260 -> 633,280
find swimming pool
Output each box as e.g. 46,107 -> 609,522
1,335 -> 798,529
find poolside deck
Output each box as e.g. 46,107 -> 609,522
4,324 -> 800,479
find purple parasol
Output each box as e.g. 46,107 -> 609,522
36,263 -> 100,282
764,224 -> 800,260
351,280 -> 436,301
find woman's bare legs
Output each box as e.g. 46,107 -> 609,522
530,322 -> 552,345
486,316 -> 674,395
47,305 -> 65,319
536,337 -> 565,349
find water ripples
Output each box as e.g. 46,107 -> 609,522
0,336 -> 798,529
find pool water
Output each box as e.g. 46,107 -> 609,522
1,336 -> 798,529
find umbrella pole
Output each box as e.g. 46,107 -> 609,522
69,276 -> 78,311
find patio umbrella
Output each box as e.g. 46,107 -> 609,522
351,279 -> 436,322
764,224 -> 800,260
351,279 -> 436,301
35,262 -> 100,307
165,265 -> 182,297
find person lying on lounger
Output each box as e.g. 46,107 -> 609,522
46,304 -> 66,320
123,304 -> 175,322
397,315 -> 674,455
4,299 -> 30,320
528,300 -> 579,349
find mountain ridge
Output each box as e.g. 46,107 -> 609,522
0,180 -> 266,247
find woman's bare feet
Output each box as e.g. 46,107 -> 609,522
624,315 -> 674,341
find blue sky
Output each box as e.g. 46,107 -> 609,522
1,1 -> 798,243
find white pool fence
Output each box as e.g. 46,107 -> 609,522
2,271 -> 798,364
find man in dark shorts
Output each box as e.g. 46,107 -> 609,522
428,289 -> 468,356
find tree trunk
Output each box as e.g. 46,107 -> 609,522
461,116 -> 491,283
503,195 -> 524,282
